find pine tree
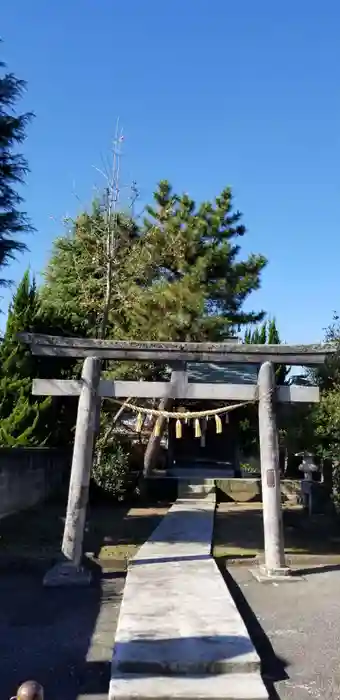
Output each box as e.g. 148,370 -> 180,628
42,183 -> 267,342
0,59 -> 34,283
131,181 -> 267,341
136,181 -> 267,471
41,181 -> 268,472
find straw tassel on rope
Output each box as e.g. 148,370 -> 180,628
153,418 -> 162,437
215,414 -> 222,434
194,418 -> 201,438
135,412 -> 143,433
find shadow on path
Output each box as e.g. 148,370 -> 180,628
130,553 -> 211,566
293,562 -> 340,576
112,634 -> 256,675
216,562 -> 289,700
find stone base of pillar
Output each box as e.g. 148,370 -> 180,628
250,565 -> 304,583
43,561 -> 92,587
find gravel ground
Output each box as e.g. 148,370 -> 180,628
0,569 -> 125,700
227,564 -> 340,700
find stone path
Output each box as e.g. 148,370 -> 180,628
110,496 -> 268,699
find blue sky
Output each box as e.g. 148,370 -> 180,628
2,0 -> 340,342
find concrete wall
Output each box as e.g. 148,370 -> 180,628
0,448 -> 71,519
216,477 -> 305,504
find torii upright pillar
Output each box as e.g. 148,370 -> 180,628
44,356 -> 101,587
258,361 -> 287,576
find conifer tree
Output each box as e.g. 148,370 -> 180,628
41,205 -> 140,339
0,59 -> 34,283
240,319 -> 289,458
0,272 -> 50,446
131,181 -> 267,341
0,271 -> 77,446
41,181 -> 268,470
136,181 -> 268,471
244,318 -> 289,384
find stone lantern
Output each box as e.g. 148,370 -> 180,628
295,451 -> 319,515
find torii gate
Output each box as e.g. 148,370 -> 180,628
19,334 -> 334,585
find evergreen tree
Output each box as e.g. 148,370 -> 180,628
41,181 -> 268,471
0,59 -> 34,283
42,183 -> 267,342
41,205 -> 140,339
0,272 -> 50,445
244,318 -> 289,384
134,181 -> 267,471
0,271 -> 78,446
240,319 -> 289,458
131,181 -> 267,341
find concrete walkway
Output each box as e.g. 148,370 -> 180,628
110,496 -> 268,699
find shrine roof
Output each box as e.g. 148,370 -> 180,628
186,362 -> 258,384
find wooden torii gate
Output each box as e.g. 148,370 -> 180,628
19,334 -> 334,585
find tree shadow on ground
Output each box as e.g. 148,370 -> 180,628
0,561 -> 124,700
2,499 -> 340,575
67,632 -> 270,696
91,634 -> 270,696
214,504 -> 340,558
86,503 -> 171,559
216,562 -> 289,700
86,501 -> 221,559
112,634 -> 255,673
0,499 -> 172,564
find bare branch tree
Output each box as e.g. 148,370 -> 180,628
99,119 -> 123,340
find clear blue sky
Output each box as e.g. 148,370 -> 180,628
2,0 -> 340,342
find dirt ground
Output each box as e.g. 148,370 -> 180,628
0,499 -> 171,569
213,501 -> 340,561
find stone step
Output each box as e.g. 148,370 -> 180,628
177,480 -> 216,499
109,671 -> 268,700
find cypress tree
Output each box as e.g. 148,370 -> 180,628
0,272 -> 50,446
0,58 -> 34,283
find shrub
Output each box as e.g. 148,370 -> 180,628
92,438 -> 134,501
240,461 -> 260,475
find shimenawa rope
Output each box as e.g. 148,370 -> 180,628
113,385 -> 273,439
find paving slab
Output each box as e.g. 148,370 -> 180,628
129,498 -> 215,563
114,557 -> 259,675
109,672 -> 268,699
